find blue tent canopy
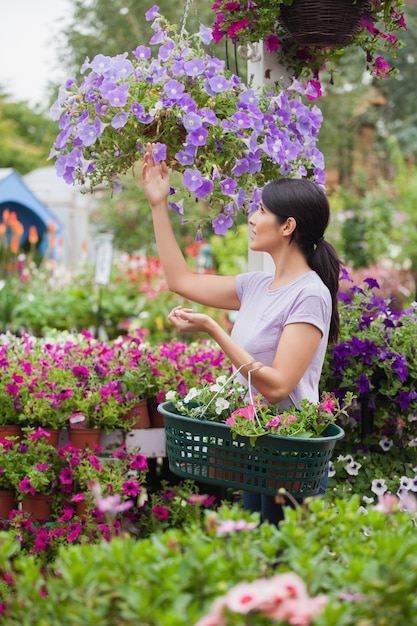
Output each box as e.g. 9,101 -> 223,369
0,169 -> 63,255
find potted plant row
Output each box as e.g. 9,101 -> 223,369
0,429 -> 150,521
0,330 -> 157,446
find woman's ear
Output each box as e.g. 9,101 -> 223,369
282,216 -> 297,236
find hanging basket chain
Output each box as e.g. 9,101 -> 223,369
180,0 -> 199,37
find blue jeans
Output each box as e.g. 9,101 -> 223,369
243,466 -> 329,525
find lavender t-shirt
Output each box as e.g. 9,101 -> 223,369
231,270 -> 331,409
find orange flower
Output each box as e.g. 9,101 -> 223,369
28,226 -> 39,245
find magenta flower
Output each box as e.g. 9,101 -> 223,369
19,477 -> 35,496
122,479 -> 140,497
66,523 -> 83,542
29,428 -> 51,440
59,468 -> 74,485
152,505 -> 169,520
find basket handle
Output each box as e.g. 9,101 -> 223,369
198,360 -> 256,420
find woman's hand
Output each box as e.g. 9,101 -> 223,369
142,142 -> 170,208
167,306 -> 216,335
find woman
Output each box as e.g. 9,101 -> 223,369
142,143 -> 341,523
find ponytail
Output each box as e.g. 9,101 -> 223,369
262,178 -> 341,343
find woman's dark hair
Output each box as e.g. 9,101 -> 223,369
262,178 -> 341,343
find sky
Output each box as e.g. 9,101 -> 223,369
0,0 -> 72,108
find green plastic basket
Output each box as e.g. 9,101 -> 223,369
158,402 -> 345,497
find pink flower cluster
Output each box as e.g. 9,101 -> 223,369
196,571 -> 328,626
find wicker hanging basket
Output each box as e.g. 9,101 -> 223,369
278,0 -> 370,48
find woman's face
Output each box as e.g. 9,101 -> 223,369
248,203 -> 282,253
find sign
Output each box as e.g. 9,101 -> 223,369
95,234 -> 113,285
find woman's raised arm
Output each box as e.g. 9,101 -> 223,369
142,144 -> 240,310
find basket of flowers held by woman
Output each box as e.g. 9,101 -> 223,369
158,365 -> 351,497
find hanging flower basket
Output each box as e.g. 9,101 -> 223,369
211,0 -> 407,81
49,8 -> 325,236
278,0 -> 370,47
158,402 -> 344,497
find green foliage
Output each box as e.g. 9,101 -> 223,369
274,496 -> 417,625
0,95 -> 56,172
209,223 -> 248,275
59,0 -> 217,81
2,497 -> 417,625
90,170 -> 200,255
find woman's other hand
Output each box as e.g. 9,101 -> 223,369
142,142 -> 170,208
167,306 -> 215,335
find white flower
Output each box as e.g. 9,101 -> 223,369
215,398 -> 230,414
362,496 -> 374,505
345,461 -> 361,476
165,390 -> 177,401
379,437 -> 393,452
371,478 -> 388,496
327,461 -> 335,478
184,387 -> 201,403
337,454 -> 352,463
400,476 -> 413,491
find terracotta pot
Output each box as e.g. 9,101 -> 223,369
149,400 -> 165,428
125,399 -> 151,429
69,428 -> 102,450
0,425 -> 22,442
30,428 -> 62,448
0,490 -> 17,519
74,499 -> 90,517
43,428 -> 62,447
21,494 -> 53,520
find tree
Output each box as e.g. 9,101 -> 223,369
0,93 -> 57,174
57,0 -> 217,79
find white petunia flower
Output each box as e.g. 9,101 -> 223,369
371,478 -> 388,496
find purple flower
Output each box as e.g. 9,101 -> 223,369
77,117 -> 105,147
169,200 -> 185,216
133,45 -> 151,60
198,23 -> 213,45
152,142 -> 167,162
183,112 -> 202,132
145,5 -> 159,21
111,112 -> 129,129
194,178 -> 214,199
183,169 -> 204,191
232,111 -> 252,129
67,523 -> 83,542
97,494 -> 133,514
220,178 -> 237,195
187,127 -> 208,147
174,149 -> 195,167
158,40 -> 175,62
205,75 -> 232,95
183,58 -> 206,77
106,83 -> 130,107
212,214 -> 233,235
164,79 -> 184,100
